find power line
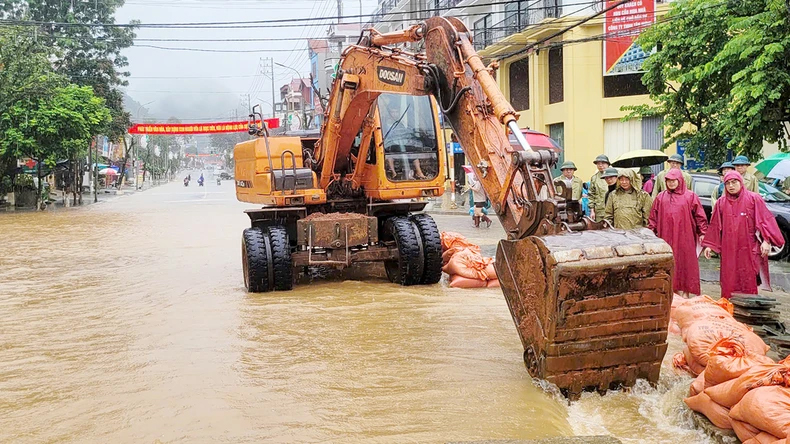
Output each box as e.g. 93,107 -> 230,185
0,0 -> 598,29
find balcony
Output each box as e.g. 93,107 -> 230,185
473,1 -> 563,51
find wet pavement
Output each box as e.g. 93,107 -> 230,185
1,179 -> 776,443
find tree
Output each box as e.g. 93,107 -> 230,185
0,85 -> 111,208
625,0 -> 790,166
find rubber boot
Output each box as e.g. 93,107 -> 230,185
473,216 -> 480,228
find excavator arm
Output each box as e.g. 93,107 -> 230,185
314,17 -> 675,398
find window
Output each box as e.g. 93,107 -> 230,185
545,0 -> 562,18
694,180 -> 717,198
548,123 -> 564,177
377,94 -> 439,182
603,73 -> 649,98
548,47 -> 564,104
509,58 -> 529,111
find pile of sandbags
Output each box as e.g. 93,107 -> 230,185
440,231 -> 498,288
670,295 -> 790,442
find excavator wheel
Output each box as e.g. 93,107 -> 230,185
242,227 -> 271,293
267,225 -> 293,291
383,216 -> 424,286
409,213 -> 443,285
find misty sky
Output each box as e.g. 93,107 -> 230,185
115,0 -> 378,122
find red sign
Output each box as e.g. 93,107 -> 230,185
603,0 -> 656,76
128,119 -> 280,135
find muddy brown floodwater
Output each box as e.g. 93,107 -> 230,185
0,180 -> 712,443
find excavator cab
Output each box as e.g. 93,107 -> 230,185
357,94 -> 446,201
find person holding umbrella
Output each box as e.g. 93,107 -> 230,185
588,154 -> 610,222
732,155 -> 759,193
605,169 -> 653,229
640,166 -> 655,194
649,169 -> 708,297
553,161 -> 583,201
652,154 -> 693,197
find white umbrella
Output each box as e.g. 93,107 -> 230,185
98,168 -> 118,176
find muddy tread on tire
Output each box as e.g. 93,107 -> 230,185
409,213 -> 443,285
384,216 -> 423,286
267,225 -> 293,291
242,227 -> 270,293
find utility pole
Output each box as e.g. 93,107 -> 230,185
359,0 -> 363,27
261,57 -> 276,119
337,0 -> 342,23
93,141 -> 98,202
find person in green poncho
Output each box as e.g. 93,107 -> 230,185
553,161 -> 583,201
588,154 -> 611,222
605,168 -> 653,229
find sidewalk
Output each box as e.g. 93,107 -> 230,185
0,178 -> 169,212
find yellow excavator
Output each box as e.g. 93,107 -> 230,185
234,17 -> 675,398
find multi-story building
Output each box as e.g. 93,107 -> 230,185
279,78 -> 314,131
368,0 -> 676,179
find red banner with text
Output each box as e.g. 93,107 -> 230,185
603,0 -> 656,76
128,118 -> 279,135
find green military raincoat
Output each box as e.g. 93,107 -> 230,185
605,169 -> 654,229
652,169 -> 693,198
741,171 -> 760,193
553,175 -> 583,201
589,171 -> 609,222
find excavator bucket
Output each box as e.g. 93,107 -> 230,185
495,228 -> 674,399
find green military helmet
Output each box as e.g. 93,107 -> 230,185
718,161 -> 735,173
668,154 -> 684,163
559,161 -> 577,171
593,154 -> 610,165
601,167 -> 619,178
732,155 -> 751,166
639,166 -> 653,175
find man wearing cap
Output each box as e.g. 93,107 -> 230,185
553,161 -> 583,201
602,167 -> 619,205
640,166 -> 655,194
605,169 -> 653,229
732,155 -> 760,193
711,161 -> 735,202
589,154 -> 610,222
652,154 -> 693,198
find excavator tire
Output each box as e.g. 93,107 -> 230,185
383,216 -> 424,286
242,227 -> 271,293
409,213 -> 443,285
267,225 -> 293,291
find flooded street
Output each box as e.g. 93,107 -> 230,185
0,181 -> 710,444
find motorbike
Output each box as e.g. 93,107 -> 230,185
198,178 -> 204,187
216,178 -> 221,186
183,178 -> 189,187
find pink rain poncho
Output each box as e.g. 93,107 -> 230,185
648,169 -> 708,294
701,171 -> 785,298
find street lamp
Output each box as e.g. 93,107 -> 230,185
275,62 -> 309,130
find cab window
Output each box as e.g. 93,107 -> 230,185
377,94 -> 439,182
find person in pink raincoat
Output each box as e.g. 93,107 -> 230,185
648,168 -> 708,296
702,171 -> 785,299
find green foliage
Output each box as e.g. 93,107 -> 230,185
0,85 -> 111,169
1,0 -> 137,139
625,0 -> 790,166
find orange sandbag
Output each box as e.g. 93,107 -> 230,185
705,337 -> 776,387
448,274 -> 488,289
732,419 -> 761,442
752,432 -> 783,444
485,262 -> 497,280
486,278 -> 500,288
440,231 -> 478,252
442,248 -> 492,280
673,352 -> 691,374
682,345 -> 707,376
729,386 -> 790,439
685,392 -> 732,429
674,295 -> 732,330
441,245 -> 480,265
690,370 -> 707,396
715,297 -> 735,316
682,318 -> 769,372
669,320 -> 681,335
707,362 -> 790,408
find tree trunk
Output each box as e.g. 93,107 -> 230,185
76,158 -> 84,205
118,138 -> 133,188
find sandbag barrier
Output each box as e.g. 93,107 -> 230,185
440,232 -> 499,288
669,295 -> 790,443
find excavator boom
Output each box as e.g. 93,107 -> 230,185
358,17 -> 675,398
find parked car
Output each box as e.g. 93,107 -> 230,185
690,172 -> 790,260
219,171 -> 233,181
